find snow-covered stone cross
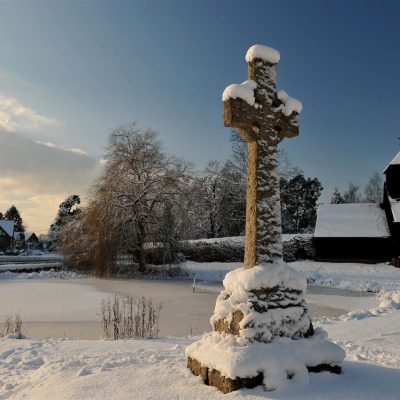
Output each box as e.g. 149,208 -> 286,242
223,44 -> 302,268
186,45 -> 344,394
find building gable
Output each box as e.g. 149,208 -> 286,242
0,221 -> 14,237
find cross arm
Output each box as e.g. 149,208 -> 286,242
270,107 -> 299,139
223,97 -> 260,132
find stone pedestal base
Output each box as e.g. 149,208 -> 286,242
187,357 -> 263,394
187,356 -> 341,394
185,264 -> 345,393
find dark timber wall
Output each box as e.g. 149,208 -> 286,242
314,237 -> 391,263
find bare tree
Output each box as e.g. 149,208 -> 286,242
365,172 -> 383,203
102,123 -> 189,273
343,182 -> 362,203
229,129 -> 302,181
59,123 -> 190,275
188,160 -> 245,238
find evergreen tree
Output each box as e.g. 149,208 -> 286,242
4,205 -> 25,232
331,188 -> 344,204
47,195 -> 81,251
281,174 -> 323,233
0,212 -> 3,220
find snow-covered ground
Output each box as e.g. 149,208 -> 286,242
0,260 -> 400,398
1,300 -> 400,400
188,260 -> 400,292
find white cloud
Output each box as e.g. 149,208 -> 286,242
68,147 -> 89,156
0,131 -> 104,234
37,141 -> 89,156
0,95 -> 57,133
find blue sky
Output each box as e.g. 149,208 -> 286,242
0,0 -> 399,233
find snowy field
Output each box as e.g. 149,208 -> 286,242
0,260 -> 400,398
188,260 -> 400,292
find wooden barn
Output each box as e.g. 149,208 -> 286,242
314,151 -> 400,263
314,203 -> 391,262
383,152 -> 400,264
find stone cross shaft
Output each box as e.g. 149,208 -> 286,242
224,54 -> 300,268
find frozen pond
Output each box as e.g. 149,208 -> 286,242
0,278 -> 377,340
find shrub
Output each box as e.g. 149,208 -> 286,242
100,294 -> 162,340
180,237 -> 244,262
283,234 -> 315,262
0,312 -> 24,338
179,235 -> 315,263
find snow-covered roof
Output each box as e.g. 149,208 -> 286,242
0,221 -> 14,237
314,203 -> 390,238
383,151 -> 400,173
245,44 -> 280,64
13,232 -> 35,241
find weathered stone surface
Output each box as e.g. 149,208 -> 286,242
213,285 -> 313,341
213,310 -> 244,335
187,356 -> 264,394
188,356 -> 341,393
186,46 -> 344,394
244,139 -> 258,268
187,357 -> 208,382
224,57 -> 299,268
208,368 -> 264,394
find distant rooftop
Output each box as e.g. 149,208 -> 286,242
13,231 -> 34,241
0,220 -> 14,237
314,203 -> 390,238
383,151 -> 400,173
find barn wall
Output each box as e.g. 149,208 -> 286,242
385,166 -> 400,199
314,237 -> 391,263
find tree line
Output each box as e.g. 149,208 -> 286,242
331,173 -> 383,204
55,123 -> 322,275
0,205 -> 25,232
